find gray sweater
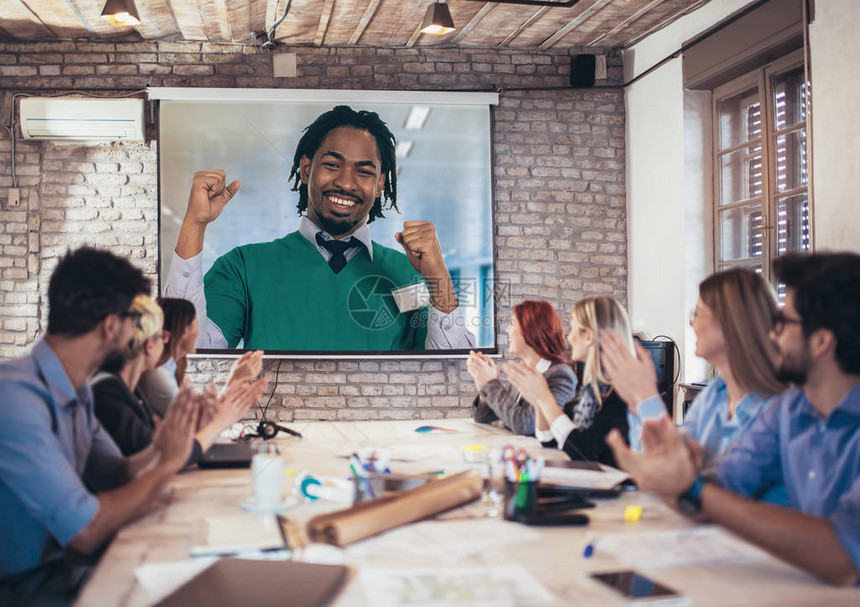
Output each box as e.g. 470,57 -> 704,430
472,361 -> 578,435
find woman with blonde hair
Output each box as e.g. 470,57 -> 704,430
506,295 -> 635,466
602,267 -> 786,466
469,300 -> 577,436
92,294 -> 266,460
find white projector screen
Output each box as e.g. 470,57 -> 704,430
152,88 -> 498,357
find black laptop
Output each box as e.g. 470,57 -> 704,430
197,442 -> 253,469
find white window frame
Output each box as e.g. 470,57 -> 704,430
712,50 -> 810,283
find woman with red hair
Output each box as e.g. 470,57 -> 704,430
468,300 -> 577,435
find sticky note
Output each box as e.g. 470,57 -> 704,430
624,505 -> 643,522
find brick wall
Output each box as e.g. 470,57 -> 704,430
0,41 -> 626,424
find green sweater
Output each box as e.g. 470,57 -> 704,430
204,231 -> 429,351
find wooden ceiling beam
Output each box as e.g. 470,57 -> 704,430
224,0 -> 254,42
0,0 -> 714,52
314,0 -> 334,46
132,0 -> 182,40
198,0 -> 233,41
19,0 -> 91,39
539,0 -> 613,49
622,0 -> 710,49
585,0 -> 665,47
68,0 -> 132,37
248,0 -> 268,37
0,2 -> 53,40
169,0 -> 208,41
348,0 -> 381,45
498,6 -> 548,47
452,1 -> 497,45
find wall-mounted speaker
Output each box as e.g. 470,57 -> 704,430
570,54 -> 596,88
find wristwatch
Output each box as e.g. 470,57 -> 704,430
676,476 -> 707,516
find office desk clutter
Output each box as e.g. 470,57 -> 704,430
64,419 -> 860,606
306,471 -> 483,547
496,445 -> 594,526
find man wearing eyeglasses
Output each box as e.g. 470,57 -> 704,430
605,252 -> 860,586
0,247 -> 202,605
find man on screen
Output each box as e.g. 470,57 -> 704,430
164,105 -> 475,351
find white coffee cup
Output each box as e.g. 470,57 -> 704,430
251,443 -> 284,510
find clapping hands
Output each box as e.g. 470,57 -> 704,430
466,351 -> 499,391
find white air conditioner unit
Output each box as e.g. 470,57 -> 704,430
19,98 -> 145,141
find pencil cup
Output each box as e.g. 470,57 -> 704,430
352,470 -> 386,504
503,479 -> 538,522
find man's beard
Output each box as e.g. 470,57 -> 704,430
776,344 -> 810,386
101,338 -> 135,374
316,213 -> 361,237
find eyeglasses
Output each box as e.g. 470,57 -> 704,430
772,309 -> 803,334
689,307 -> 708,324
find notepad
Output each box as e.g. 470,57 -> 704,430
539,461 -> 629,490
189,514 -> 286,557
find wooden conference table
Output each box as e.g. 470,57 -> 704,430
76,419 -> 859,607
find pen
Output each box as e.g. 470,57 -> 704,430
349,461 -> 376,499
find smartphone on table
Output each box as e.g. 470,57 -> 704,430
589,570 -> 689,606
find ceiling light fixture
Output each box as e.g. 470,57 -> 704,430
396,141 -> 414,159
404,106 -> 431,130
101,0 -> 141,27
420,2 -> 455,35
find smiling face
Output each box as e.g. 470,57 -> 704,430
299,126 -> 386,238
690,297 -> 726,364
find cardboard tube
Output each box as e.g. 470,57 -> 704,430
306,471 -> 482,547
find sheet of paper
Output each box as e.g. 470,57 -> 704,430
597,526 -> 771,569
346,519 -> 541,561
359,564 -> 556,607
538,464 -> 628,490
135,558 -> 218,601
189,513 -> 285,556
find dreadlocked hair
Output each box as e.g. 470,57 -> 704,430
288,105 -> 399,224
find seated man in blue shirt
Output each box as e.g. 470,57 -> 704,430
606,252 -> 860,586
0,247 -> 203,605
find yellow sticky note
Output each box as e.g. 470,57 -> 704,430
624,505 -> 643,522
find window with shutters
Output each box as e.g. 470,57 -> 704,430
712,51 -> 810,283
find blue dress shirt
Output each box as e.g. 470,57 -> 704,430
628,376 -> 776,463
0,339 -> 123,578
713,384 -> 860,572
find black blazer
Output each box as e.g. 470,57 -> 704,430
92,373 -> 202,464
548,387 -> 630,468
